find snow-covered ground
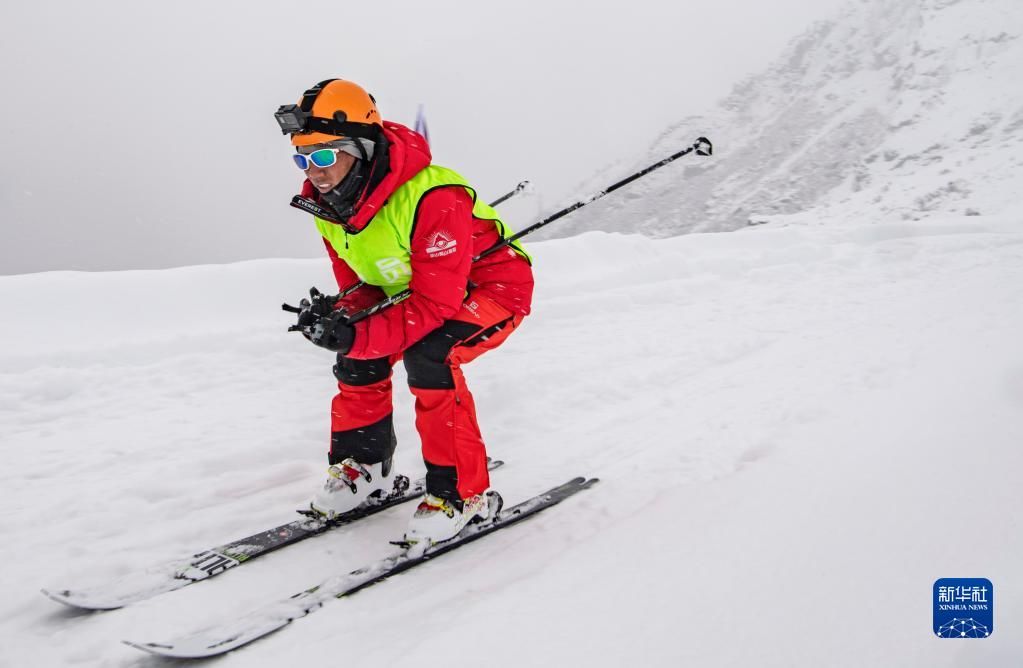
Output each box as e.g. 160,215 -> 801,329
2,213 -> 1021,667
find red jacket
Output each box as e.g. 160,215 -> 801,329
302,122 -> 533,359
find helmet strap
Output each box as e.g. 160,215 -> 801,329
289,78 -> 382,144
300,79 -> 338,112
363,133 -> 390,197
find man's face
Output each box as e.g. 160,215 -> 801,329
305,148 -> 357,193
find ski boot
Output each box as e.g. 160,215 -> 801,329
309,457 -> 395,520
403,491 -> 501,545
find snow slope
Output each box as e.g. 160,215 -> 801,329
2,214 -> 1022,666
540,0 -> 1023,239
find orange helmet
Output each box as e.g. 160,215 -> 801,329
275,79 -> 383,148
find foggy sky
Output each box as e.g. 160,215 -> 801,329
0,0 -> 846,275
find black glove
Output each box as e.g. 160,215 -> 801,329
305,309 -> 355,353
282,287 -> 354,353
283,287 -> 339,327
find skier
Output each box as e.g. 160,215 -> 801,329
276,79 -> 533,544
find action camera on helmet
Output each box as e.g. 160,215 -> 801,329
275,105 -> 310,135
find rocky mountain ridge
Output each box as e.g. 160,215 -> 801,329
539,0 -> 1023,239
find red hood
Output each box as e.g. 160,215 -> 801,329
300,121 -> 432,233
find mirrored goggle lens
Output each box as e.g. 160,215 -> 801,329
292,154 -> 310,170
308,149 -> 339,168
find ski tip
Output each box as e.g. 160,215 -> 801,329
487,459 -> 505,470
549,477 -> 599,496
40,588 -> 70,606
123,639 -> 204,659
122,640 -> 156,655
41,588 -> 123,611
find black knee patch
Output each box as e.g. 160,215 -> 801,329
404,320 -> 480,389
330,414 -> 397,465
333,354 -> 392,386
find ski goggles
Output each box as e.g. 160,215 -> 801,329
292,148 -> 345,171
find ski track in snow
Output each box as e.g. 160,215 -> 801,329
2,216 -> 1022,666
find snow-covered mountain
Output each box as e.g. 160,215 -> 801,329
541,0 -> 1023,239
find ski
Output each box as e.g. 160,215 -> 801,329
124,476 -> 597,659
41,459 -> 504,611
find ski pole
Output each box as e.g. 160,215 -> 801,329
488,180 -> 530,207
343,136 -> 713,325
476,136 -> 712,262
283,180 -> 534,318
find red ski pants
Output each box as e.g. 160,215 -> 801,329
329,292 -> 522,501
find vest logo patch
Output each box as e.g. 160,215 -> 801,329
375,257 -> 411,283
426,231 -> 458,257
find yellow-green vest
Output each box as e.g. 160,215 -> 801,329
315,165 -> 531,297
